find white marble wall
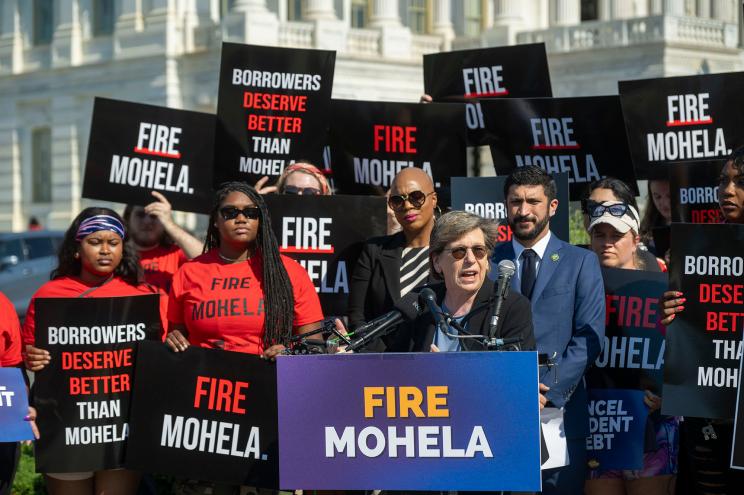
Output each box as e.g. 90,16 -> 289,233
0,0 -> 741,229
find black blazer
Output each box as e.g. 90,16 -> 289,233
347,232 -> 436,330
400,281 -> 536,353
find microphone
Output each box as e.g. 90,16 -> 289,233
419,287 -> 448,335
488,260 -> 517,340
346,292 -> 423,352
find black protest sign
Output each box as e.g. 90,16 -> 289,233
264,194 -> 387,316
328,100 -> 466,195
669,160 -> 726,224
32,295 -> 162,472
482,96 -> 637,199
423,43 -> 552,146
619,72 -> 744,179
213,43 -> 335,186
450,173 -> 570,242
126,341 -> 278,487
662,223 -> 744,419
82,98 -> 215,213
587,268 -> 668,393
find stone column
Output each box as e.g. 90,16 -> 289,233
368,0 -> 411,59
303,0 -> 338,20
711,0 -> 733,21
369,0 -> 402,27
662,0 -> 686,15
432,0 -> 455,49
485,0 -> 526,45
610,0 -> 635,19
223,0 -> 279,45
550,0 -> 580,26
697,0 -> 711,17
0,0 -> 24,74
52,0 -> 83,67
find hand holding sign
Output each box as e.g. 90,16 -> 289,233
165,328 -> 190,353
24,344 -> 51,372
659,290 -> 685,326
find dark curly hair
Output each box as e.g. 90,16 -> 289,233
204,182 -> 295,347
503,165 -> 557,201
52,207 -> 142,285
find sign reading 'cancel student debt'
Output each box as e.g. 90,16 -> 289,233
329,100 -> 466,195
213,43 -> 335,187
619,72 -> 744,179
277,352 -> 541,492
82,98 -> 215,213
32,296 -> 162,473
663,223 -> 744,419
126,341 -> 279,487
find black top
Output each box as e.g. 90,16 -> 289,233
347,232 -> 437,351
391,281 -> 536,353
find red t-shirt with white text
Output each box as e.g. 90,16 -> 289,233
0,291 -> 22,366
139,244 -> 188,293
22,276 -> 168,347
168,250 -> 323,355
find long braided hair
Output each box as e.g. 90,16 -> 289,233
204,182 -> 295,347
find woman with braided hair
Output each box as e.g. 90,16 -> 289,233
165,181 -> 323,359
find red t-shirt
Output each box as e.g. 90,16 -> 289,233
139,244 -> 188,293
22,276 -> 168,347
168,250 -> 323,354
0,291 -> 22,366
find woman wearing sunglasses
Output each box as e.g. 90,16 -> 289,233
584,201 -> 677,495
165,181 -> 324,358
347,167 -> 438,350
255,162 -> 332,196
404,210 -> 536,355
582,178 -> 665,272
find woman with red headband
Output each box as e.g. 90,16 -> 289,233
23,207 -> 166,495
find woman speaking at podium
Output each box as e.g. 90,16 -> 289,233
400,210 -> 535,353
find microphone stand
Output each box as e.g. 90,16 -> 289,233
283,318 -> 352,355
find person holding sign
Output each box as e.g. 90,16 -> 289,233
347,168 -> 438,350
0,290 -> 38,495
659,148 -> 744,494
22,207 -> 166,494
123,191 -> 203,292
491,166 -> 605,495
584,199 -> 678,495
165,181 -> 324,357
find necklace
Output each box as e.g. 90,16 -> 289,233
218,251 -> 251,263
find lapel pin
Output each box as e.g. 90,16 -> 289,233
550,253 -> 560,262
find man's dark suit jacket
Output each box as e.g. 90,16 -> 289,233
491,234 -> 605,439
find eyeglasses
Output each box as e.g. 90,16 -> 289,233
444,245 -> 489,260
219,206 -> 260,221
284,185 -> 321,196
388,190 -> 434,211
134,211 -> 158,220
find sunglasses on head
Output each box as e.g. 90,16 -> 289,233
219,206 -> 260,221
284,185 -> 321,196
388,190 -> 434,211
586,202 -> 636,220
445,245 -> 489,260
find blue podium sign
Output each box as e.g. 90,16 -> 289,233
277,351 -> 541,492
0,367 -> 34,442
